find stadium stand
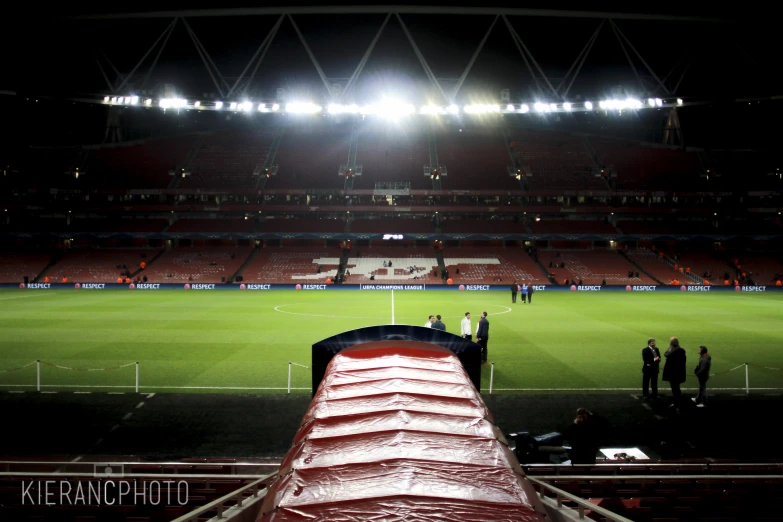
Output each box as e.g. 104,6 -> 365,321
259,218 -> 347,234
45,248 -> 161,282
440,218 -> 526,234
167,218 -> 257,233
84,136 -> 196,188
0,252 -> 51,283
618,220 -> 717,235
350,218 -> 435,234
510,130 -> 605,190
15,147 -> 83,189
354,129 -> 431,189
343,247 -> 440,284
146,247 -> 253,283
530,220 -> 619,235
69,218 -> 168,233
436,128 -> 518,190
590,138 -> 704,190
240,248 -> 340,283
444,248 -> 549,284
731,253 -> 783,284
625,247 -> 687,284
542,249 -> 658,285
270,128 -> 351,189
180,130 -> 277,189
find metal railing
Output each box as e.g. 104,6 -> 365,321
524,462 -> 783,475
525,476 -> 634,521
0,460 -> 279,475
170,474 -> 275,522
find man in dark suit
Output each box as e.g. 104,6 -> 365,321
476,311 -> 490,364
642,338 -> 661,399
431,314 -> 446,331
511,280 -> 518,303
527,284 -> 534,304
662,336 -> 687,399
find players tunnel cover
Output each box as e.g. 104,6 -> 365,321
257,341 -> 544,521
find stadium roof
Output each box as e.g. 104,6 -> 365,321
2,4 -> 779,108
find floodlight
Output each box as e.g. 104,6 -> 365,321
144,99 -> 152,106
286,102 -> 322,114
117,97 -> 124,104
130,96 -> 139,105
506,104 -> 514,111
655,98 -> 663,107
215,101 -> 223,109
446,104 -> 459,114
229,102 -> 237,110
193,101 -> 200,107
648,98 -> 655,107
533,102 -> 547,113
563,102 -> 572,111
519,104 -> 529,113
242,101 -> 253,112
584,101 -> 593,110
677,98 -> 683,105
272,103 -> 280,111
159,98 -> 169,108
598,100 -> 607,109
549,103 -> 558,111
103,96 -> 109,102
328,103 -> 343,114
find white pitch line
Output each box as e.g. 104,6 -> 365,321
274,304 -> 378,319
0,292 -> 58,301
109,424 -> 120,432
135,402 -> 145,409
391,290 -> 395,325
71,456 -> 82,462
122,413 -> 133,421
146,393 -> 155,399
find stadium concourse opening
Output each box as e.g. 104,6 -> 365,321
258,329 -> 545,521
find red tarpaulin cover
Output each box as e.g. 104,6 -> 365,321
258,341 -> 543,522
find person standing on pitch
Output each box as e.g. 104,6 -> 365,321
663,337 -> 687,399
511,280 -> 518,303
692,346 -> 711,407
460,312 -> 472,341
527,284 -> 534,304
642,338 -> 661,399
520,283 -> 528,304
476,311 -> 490,364
423,315 -> 434,328
432,314 -> 446,331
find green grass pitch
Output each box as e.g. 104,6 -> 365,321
1,289 -> 781,393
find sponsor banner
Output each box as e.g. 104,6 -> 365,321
2,283 -> 782,292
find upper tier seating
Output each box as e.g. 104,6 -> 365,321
270,128 -> 351,189
259,219 -> 346,234
68,218 -> 167,233
350,219 -> 435,234
46,249 -> 160,282
591,138 -> 703,190
181,130 -> 277,189
440,219 -> 526,234
0,252 -> 51,283
241,248 -> 340,283
531,220 -> 618,235
85,136 -> 196,188
436,129 -> 518,190
543,249 -> 657,285
444,248 -> 549,284
354,131 -> 431,189
146,247 -> 252,283
618,220 -> 717,235
167,219 -> 256,233
510,130 -> 604,190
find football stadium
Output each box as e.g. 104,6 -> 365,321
1,4 -> 782,521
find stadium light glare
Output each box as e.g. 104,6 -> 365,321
159,98 -> 169,108
519,104 -> 529,113
549,103 -> 558,111
506,104 -> 514,111
419,104 -> 444,115
563,102 -> 572,111
215,101 -> 223,109
584,101 -> 593,110
647,98 -> 655,107
242,101 -> 253,112
130,96 -> 139,105
533,102 -> 547,113
193,101 -> 200,107
446,104 -> 459,114
677,98 -> 683,105
655,98 -> 663,107
229,102 -> 238,110
286,102 -> 322,114
272,103 -> 280,112
144,99 -> 152,106
103,96 -> 109,102
117,97 -> 124,104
